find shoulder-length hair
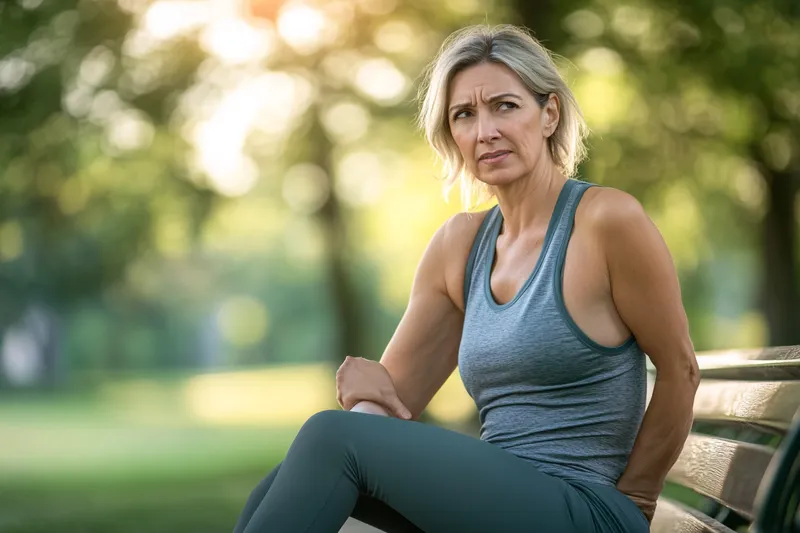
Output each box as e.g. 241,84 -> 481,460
416,24 -> 589,209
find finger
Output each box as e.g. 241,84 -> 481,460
386,393 -> 412,419
342,393 -> 368,411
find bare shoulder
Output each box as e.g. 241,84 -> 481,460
577,185 -> 650,232
577,185 -> 674,276
439,208 -> 493,312
441,209 -> 493,248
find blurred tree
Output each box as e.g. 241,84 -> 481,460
246,0 -> 503,364
513,0 -> 800,345
0,0 -> 214,386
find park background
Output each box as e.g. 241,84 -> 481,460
1,0 -> 798,531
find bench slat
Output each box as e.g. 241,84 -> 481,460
665,434 -> 774,519
697,350 -> 800,380
693,380 -> 800,431
699,360 -> 800,380
648,346 -> 800,380
652,498 -> 734,533
697,345 -> 800,363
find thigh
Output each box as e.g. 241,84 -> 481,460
233,465 -> 281,533
304,410 -> 596,533
234,461 -> 423,533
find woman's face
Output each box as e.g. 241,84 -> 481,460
447,61 -> 559,188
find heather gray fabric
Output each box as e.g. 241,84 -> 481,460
459,178 -> 648,487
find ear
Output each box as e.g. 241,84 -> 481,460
541,93 -> 560,138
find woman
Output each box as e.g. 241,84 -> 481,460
233,24 -> 699,533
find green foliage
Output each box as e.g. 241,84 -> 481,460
512,0 -> 800,347
1,0 -> 797,383
0,0 -> 214,330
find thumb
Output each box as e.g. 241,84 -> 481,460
387,392 -> 412,420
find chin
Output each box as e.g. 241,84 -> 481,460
474,167 -> 527,187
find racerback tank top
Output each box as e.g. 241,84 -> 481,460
458,178 -> 647,487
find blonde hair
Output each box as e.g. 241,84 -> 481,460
416,24 -> 589,210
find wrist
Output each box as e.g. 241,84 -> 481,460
350,400 -> 390,416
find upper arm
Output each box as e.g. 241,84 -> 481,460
590,188 -> 698,381
379,212 -> 485,418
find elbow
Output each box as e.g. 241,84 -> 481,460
688,358 -> 700,390
684,346 -> 701,390
653,346 -> 700,391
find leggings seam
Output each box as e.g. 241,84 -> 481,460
301,472 -> 350,533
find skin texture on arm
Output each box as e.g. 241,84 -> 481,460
588,188 -> 700,521
351,211 -> 485,420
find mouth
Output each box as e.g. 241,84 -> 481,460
479,150 -> 511,162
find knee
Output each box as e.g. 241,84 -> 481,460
296,409 -> 357,446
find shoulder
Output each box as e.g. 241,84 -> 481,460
437,208 -> 494,311
578,185 -> 650,234
441,208 -> 494,249
577,185 -> 671,270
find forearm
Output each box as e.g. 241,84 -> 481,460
617,374 -> 697,497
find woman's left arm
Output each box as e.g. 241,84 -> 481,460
592,188 -> 700,522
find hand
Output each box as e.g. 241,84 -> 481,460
336,356 -> 412,419
624,492 -> 656,523
616,480 -> 657,523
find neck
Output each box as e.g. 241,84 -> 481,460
493,163 -> 567,239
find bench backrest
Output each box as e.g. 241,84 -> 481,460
649,346 -> 800,533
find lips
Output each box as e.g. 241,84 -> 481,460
479,150 -> 511,161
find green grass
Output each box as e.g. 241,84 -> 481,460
0,467 -> 277,533
1,377 -> 721,533
661,482 -> 708,508
0,383 -> 300,533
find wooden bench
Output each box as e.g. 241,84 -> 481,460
650,346 -> 800,533
344,346 -> 800,533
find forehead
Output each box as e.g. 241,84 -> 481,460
448,62 -> 527,103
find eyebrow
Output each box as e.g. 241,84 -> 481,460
448,92 -> 523,114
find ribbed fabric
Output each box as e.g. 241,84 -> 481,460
458,178 -> 647,487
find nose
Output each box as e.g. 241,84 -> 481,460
476,112 -> 501,144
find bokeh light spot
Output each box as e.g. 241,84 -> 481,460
0,57 -> 35,92
200,18 -> 275,64
356,0 -> 396,16
143,0 -> 210,40
277,3 -> 327,55
444,0 -> 479,15
374,20 -> 414,54
563,9 -> 605,40
106,110 -> 155,152
218,296 -> 269,347
282,163 -> 330,215
321,100 -> 370,143
354,58 -> 408,104
0,221 -> 24,262
578,47 -> 624,75
58,179 -> 89,215
336,151 -> 385,206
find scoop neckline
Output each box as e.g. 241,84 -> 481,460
483,180 -> 574,310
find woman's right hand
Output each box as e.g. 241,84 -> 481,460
336,356 -> 412,419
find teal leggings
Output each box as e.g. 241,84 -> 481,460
233,410 -> 649,533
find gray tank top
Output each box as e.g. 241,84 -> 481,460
458,178 -> 646,487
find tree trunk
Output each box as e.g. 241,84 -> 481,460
511,0 -> 563,43
308,105 -> 363,365
761,168 -> 800,346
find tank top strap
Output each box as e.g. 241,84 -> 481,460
539,179 -> 596,275
463,205 -> 501,307
464,180 -> 594,307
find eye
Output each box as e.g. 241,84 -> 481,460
453,109 -> 472,121
498,101 -> 519,111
